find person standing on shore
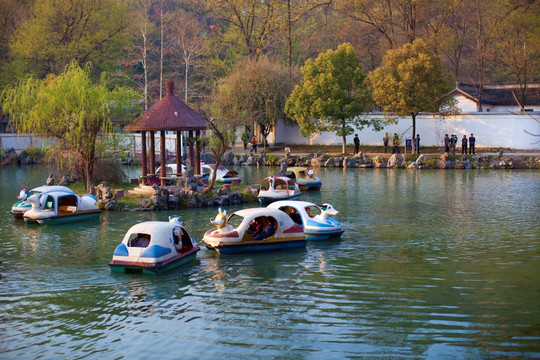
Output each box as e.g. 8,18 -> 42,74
444,134 -> 450,153
461,135 -> 468,155
354,134 -> 360,154
392,133 -> 401,154
469,133 -> 476,154
383,133 -> 390,153
415,134 -> 420,154
250,135 -> 257,154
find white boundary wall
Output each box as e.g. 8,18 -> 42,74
275,112 -> 540,150
3,113 -> 539,152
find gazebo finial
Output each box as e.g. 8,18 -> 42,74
165,80 -> 174,96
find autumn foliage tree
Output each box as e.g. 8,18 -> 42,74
1,61 -> 141,192
367,39 -> 454,153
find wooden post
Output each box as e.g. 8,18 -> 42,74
195,130 -> 201,175
188,130 -> 194,172
141,131 -> 148,185
176,130 -> 182,176
160,130 -> 166,186
150,131 -> 156,175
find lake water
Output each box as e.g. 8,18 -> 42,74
1,165 -> 539,359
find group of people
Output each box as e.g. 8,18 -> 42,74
444,133 -> 476,155
246,216 -> 276,240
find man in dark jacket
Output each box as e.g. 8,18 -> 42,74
461,135 -> 468,155
353,134 -> 360,154
469,134 -> 476,154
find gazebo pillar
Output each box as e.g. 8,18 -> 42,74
176,131 -> 182,176
160,130 -> 166,186
141,131 -> 148,185
150,131 -> 156,176
195,130 -> 201,175
188,130 -> 194,172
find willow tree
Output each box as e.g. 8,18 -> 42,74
285,43 -> 379,154
367,39 -> 454,153
1,61 -> 140,192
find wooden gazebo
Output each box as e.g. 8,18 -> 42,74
125,80 -> 207,186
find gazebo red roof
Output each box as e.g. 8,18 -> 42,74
125,81 -> 207,131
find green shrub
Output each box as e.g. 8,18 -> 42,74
423,157 -> 438,168
266,154 -> 276,165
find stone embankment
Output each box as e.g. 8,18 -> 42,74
225,150 -> 539,170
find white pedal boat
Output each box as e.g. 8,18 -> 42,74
22,188 -> 101,225
201,164 -> 242,184
257,176 -> 301,205
10,185 -> 76,219
109,216 -> 200,274
202,208 -> 305,254
267,200 -> 344,240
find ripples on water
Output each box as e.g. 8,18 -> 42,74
0,166 -> 539,359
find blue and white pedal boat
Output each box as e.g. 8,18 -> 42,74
11,185 -> 76,219
22,188 -> 101,225
268,200 -> 344,240
109,217 -> 200,274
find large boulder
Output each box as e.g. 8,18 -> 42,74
343,157 -> 357,168
387,154 -> 399,168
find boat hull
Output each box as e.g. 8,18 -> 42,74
297,182 -> 322,191
203,239 -> 307,254
305,228 -> 344,241
109,250 -> 198,275
10,210 -> 26,219
25,210 -> 102,225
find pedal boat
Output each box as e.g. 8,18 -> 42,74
201,164 -> 242,184
268,200 -> 344,240
285,167 -> 321,191
22,189 -> 101,225
11,185 -> 76,219
109,217 -> 200,274
257,176 -> 301,205
202,208 -> 305,254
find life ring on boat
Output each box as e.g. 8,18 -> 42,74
307,169 -> 314,177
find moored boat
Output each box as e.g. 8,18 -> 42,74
267,200 -> 343,240
202,208 -> 305,254
285,167 -> 321,191
11,185 -> 76,219
109,216 -> 200,274
257,176 -> 301,205
23,189 -> 101,225
202,164 -> 241,184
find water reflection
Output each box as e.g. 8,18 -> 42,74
0,165 -> 539,359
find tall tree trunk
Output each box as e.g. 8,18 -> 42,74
159,3 -> 164,99
412,113 -> 416,154
142,19 -> 148,110
287,0 -> 292,78
185,58 -> 189,103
